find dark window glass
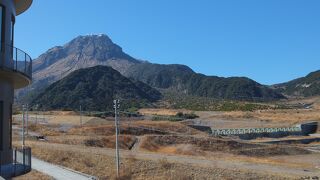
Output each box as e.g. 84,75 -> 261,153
0,101 -> 3,151
0,6 -> 3,51
10,16 -> 14,58
11,16 -> 14,47
9,104 -> 12,149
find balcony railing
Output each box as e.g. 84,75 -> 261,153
0,44 -> 32,79
0,147 -> 32,178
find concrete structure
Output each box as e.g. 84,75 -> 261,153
0,0 -> 32,170
210,122 -> 318,140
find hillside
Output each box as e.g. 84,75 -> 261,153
18,34 -> 285,103
125,63 -> 285,101
273,70 -> 320,97
15,34 -> 141,101
31,66 -> 162,111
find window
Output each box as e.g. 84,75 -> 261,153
11,16 -> 14,48
0,101 -> 3,151
9,104 -> 12,149
0,5 -> 3,51
11,16 -> 14,58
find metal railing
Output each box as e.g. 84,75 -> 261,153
0,43 -> 32,79
14,147 -> 32,175
0,147 -> 32,178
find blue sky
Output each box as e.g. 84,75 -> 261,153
14,0 -> 320,85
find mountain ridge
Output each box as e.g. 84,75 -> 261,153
18,34 -> 287,104
125,62 -> 285,100
273,70 -> 320,97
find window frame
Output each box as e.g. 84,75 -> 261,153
9,103 -> 12,149
0,101 -> 3,151
11,15 -> 14,47
0,4 -> 5,52
10,15 -> 15,58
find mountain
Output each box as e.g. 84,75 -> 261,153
31,66 -> 161,111
18,34 -> 286,104
273,70 -> 320,97
33,34 -> 140,82
15,34 -> 141,101
124,63 -> 285,100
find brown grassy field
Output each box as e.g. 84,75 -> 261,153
13,170 -> 53,180
27,141 -> 293,180
47,135 -> 137,150
68,120 -> 202,136
139,108 -> 191,116
222,109 -> 320,123
139,135 -> 311,157
12,104 -> 320,179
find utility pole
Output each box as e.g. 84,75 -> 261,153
80,105 -> 83,127
35,104 -> 39,125
22,105 -> 26,147
42,108 -> 45,124
26,104 -> 29,135
113,99 -> 120,177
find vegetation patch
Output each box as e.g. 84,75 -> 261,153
84,135 -> 137,150
140,135 -> 310,157
163,93 -> 277,111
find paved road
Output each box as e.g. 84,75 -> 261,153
29,141 -> 320,178
32,156 -> 96,180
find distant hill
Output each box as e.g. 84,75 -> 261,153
125,63 -> 285,101
17,34 -> 286,104
31,66 -> 161,111
273,70 -> 320,97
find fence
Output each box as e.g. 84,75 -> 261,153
0,147 -> 32,178
0,43 -> 32,79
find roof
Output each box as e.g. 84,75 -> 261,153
14,0 -> 33,15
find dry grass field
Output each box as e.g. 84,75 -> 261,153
139,135 -> 311,157
25,141 -> 295,180
12,99 -> 320,179
13,170 -> 53,180
68,120 -> 202,136
138,108 -> 191,116
14,110 -> 93,126
222,109 -> 320,123
47,135 -> 137,150
191,96 -> 320,126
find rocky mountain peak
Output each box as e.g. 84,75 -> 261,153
62,34 -> 136,62
33,34 -> 139,73
66,34 -> 114,48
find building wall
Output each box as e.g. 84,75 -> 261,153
0,0 -> 16,164
1,0 -> 16,68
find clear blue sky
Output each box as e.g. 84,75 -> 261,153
14,0 -> 320,85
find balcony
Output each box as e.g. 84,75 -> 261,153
0,44 -> 32,89
0,147 -> 32,178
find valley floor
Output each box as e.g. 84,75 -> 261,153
12,100 -> 320,179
